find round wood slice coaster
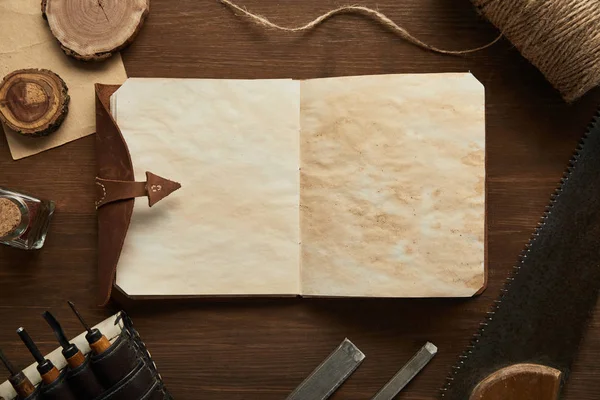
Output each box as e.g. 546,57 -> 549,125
0,69 -> 70,137
42,0 -> 150,61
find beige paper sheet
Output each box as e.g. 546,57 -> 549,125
0,1 -> 127,160
113,78 -> 301,296
300,73 -> 485,297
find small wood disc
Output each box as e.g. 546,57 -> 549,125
0,69 -> 70,137
42,0 -> 150,61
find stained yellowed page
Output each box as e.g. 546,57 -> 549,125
112,78 -> 300,296
300,73 -> 485,297
0,1 -> 127,160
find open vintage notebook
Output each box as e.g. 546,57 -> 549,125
106,73 -> 485,298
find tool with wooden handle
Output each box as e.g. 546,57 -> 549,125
16,328 -> 61,386
42,311 -> 86,369
67,301 -> 111,354
0,349 -> 36,398
441,109 -> 600,400
43,309 -> 105,398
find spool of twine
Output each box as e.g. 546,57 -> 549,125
473,0 -> 600,102
220,0 -> 600,102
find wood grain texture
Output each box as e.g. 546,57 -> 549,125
0,69 -> 69,137
1,1 -> 600,399
470,364 -> 561,400
89,336 -> 111,355
42,0 -> 150,61
65,351 -> 85,370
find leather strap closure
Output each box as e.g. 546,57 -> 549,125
96,171 -> 181,208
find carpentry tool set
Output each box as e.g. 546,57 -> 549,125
0,303 -> 171,400
2,0 -> 600,398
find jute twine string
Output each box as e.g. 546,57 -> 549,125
221,0 -> 600,102
472,0 -> 600,102
219,0 -> 502,55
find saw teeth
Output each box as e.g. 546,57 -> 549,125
439,112 -> 600,399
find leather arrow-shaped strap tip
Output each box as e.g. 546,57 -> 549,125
146,171 -> 182,207
95,173 -> 181,208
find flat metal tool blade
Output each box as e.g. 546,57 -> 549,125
286,338 -> 365,400
441,109 -> 600,399
372,342 -> 437,400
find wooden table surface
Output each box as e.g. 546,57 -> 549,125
2,1 -> 600,399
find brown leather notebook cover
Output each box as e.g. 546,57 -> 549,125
95,84 -> 181,305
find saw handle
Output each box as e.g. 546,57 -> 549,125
470,363 -> 561,400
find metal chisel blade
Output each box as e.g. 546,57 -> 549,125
372,342 -> 437,400
286,338 -> 365,400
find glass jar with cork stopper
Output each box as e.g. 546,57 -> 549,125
0,188 -> 55,250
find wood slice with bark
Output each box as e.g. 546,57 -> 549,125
0,69 -> 70,137
42,0 -> 149,61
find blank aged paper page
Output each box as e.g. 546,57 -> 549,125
112,78 -> 300,296
300,73 -> 485,297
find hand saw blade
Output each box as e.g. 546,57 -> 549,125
441,109 -> 600,399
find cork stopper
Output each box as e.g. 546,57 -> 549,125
0,198 -> 22,237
